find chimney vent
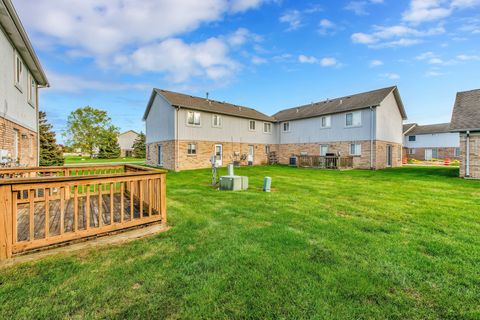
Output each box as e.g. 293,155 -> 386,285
206,92 -> 209,101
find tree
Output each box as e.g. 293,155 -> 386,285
64,106 -> 116,158
132,132 -> 146,158
39,111 -> 64,166
98,125 -> 121,159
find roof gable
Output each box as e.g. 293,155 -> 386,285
408,123 -> 452,135
450,89 -> 480,131
273,86 -> 407,121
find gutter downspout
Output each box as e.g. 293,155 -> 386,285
176,106 -> 180,171
370,106 -> 374,170
466,130 -> 470,177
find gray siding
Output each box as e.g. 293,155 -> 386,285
404,132 -> 459,148
376,92 -> 403,144
279,108 -> 375,144
177,109 -> 277,144
0,25 -> 37,132
145,95 -> 175,143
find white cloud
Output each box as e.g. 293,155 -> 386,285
115,37 -> 239,83
318,19 -> 337,35
227,28 -> 262,46
416,51 -> 437,60
457,54 -> 480,61
425,70 -> 445,76
46,72 -> 150,93
381,73 -> 400,80
370,59 -> 384,67
279,10 -> 303,31
345,0 -> 384,16
351,24 -> 444,48
402,0 -> 480,24
251,56 -> 267,64
298,55 -> 318,64
320,57 -> 338,66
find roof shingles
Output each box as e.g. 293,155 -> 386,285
450,89 -> 480,131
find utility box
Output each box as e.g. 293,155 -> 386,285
220,175 -> 249,191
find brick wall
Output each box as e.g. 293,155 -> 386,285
460,133 -> 480,179
0,117 -> 37,166
403,147 -> 460,161
374,140 -> 402,169
146,140 -> 176,170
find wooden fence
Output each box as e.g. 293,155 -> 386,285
0,164 -> 167,260
296,155 -> 354,169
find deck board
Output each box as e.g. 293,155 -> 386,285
16,192 -> 155,242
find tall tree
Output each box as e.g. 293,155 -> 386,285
39,111 -> 64,166
64,106 -> 115,158
98,125 -> 121,159
132,132 -> 146,158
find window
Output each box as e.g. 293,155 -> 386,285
27,74 -> 35,106
408,148 -> 415,155
212,114 -> 222,127
187,111 -> 201,126
14,53 -> 23,90
408,136 -> 416,142
29,134 -> 34,158
283,122 -> 290,132
320,144 -> 329,156
187,143 -> 197,155
432,148 -> 438,158
345,111 -> 361,127
455,148 -> 461,157
249,120 -> 256,131
321,116 -> 331,128
263,122 -> 272,133
265,145 -> 270,154
147,145 -> 150,160
349,143 -> 362,156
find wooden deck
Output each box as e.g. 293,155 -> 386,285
16,192 -> 157,242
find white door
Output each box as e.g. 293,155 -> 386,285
248,145 -> 254,164
214,144 -> 223,166
386,145 -> 393,167
425,149 -> 433,161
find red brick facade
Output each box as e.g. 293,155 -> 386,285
0,117 -> 38,166
459,133 -> 480,179
403,147 -> 460,161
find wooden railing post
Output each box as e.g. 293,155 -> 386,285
160,174 -> 167,225
0,185 -> 13,260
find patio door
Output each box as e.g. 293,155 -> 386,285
214,144 -> 223,166
158,145 -> 163,166
248,145 -> 254,165
425,149 -> 433,161
386,144 -> 393,167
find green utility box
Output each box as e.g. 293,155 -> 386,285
220,176 -> 248,191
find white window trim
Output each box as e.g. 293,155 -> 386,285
349,143 -> 362,156
27,74 -> 35,107
249,120 -> 256,131
263,122 -> 272,134
320,116 -> 331,129
282,122 -> 290,132
186,111 -> 201,127
211,114 -> 222,128
14,52 -> 23,92
345,111 -> 362,128
187,143 -> 197,156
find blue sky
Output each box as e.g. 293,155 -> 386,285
13,0 -> 480,142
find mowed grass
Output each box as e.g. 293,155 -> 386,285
64,155 -> 145,165
0,166 -> 479,319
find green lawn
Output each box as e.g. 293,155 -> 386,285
1,166 -> 479,319
64,155 -> 145,165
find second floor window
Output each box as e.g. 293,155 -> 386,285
321,116 -> 331,128
283,122 -> 290,132
346,111 -> 361,127
28,75 -> 35,106
408,136 -> 416,141
15,53 -> 23,90
187,111 -> 201,126
212,114 -> 222,127
264,122 -> 272,133
187,143 -> 197,155
249,120 -> 256,131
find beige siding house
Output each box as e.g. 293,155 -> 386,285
144,86 -> 407,171
0,0 -> 49,166
450,89 -> 480,179
118,130 -> 139,157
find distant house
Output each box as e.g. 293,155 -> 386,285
403,123 -> 460,160
118,130 -> 139,157
0,0 -> 49,166
450,89 -> 480,179
143,86 -> 407,171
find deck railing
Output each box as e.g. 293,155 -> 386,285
297,155 -> 354,169
0,164 -> 166,260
